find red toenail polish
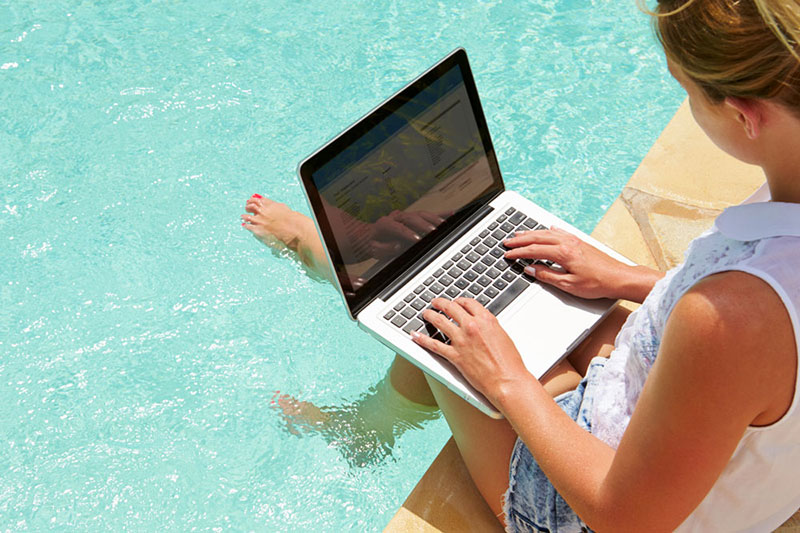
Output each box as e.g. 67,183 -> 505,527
253,194 -> 262,199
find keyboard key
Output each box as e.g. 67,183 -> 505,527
394,301 -> 405,311
411,299 -> 426,311
430,282 -> 445,294
487,278 -> 530,316
495,259 -> 510,271
464,270 -> 478,281
445,286 -> 460,298
466,252 -> 481,263
404,293 -> 415,303
391,315 -> 407,328
460,245 -> 471,254
500,222 -> 515,233
484,236 -> 498,248
472,263 -> 487,274
477,294 -> 490,306
486,267 -> 500,279
490,248 -> 504,258
424,276 -> 435,286
442,260 -> 454,270
475,244 -> 489,255
403,318 -> 423,333
502,271 -> 517,283
401,307 -> 416,319
455,278 -> 469,289
477,275 -> 492,287
479,229 -> 490,238
451,252 -> 463,262
496,214 -> 508,223
505,207 -> 516,216
485,286 -> 500,298
448,267 -> 462,279
440,275 -> 454,286
457,260 -> 471,271
384,310 -> 396,320
523,217 -> 538,229
414,285 -> 425,294
488,221 -> 499,230
470,236 -> 480,246
493,279 -> 508,290
481,255 -> 495,266
421,291 -> 435,303
433,268 -> 444,278
468,283 -> 482,295
491,229 -> 505,240
509,211 -> 526,224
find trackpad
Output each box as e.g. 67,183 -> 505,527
499,288 -> 594,379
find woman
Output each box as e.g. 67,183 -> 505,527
242,1 -> 800,529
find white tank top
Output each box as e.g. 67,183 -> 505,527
584,184 -> 800,531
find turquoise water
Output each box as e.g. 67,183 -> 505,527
1,1 -> 682,530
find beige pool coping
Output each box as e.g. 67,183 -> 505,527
384,100 -> 800,532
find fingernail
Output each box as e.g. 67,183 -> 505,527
253,194 -> 262,199
410,331 -> 420,339
524,266 -> 536,277
241,223 -> 246,226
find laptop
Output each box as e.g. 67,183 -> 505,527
297,48 -> 631,418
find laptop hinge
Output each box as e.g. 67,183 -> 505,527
377,203 -> 496,302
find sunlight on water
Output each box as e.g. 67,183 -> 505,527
1,0 -> 682,530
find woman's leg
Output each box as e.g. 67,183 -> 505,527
242,194 -> 437,406
430,309 -> 630,524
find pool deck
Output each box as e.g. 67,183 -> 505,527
384,100 -> 800,532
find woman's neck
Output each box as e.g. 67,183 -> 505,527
757,104 -> 800,203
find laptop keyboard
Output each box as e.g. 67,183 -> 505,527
382,206 -> 553,343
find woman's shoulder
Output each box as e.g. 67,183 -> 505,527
667,271 -> 797,426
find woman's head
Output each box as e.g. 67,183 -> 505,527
648,0 -> 800,113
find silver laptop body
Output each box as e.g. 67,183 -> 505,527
298,48 -> 630,418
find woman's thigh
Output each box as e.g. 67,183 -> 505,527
425,375 -> 519,523
424,358 -> 583,525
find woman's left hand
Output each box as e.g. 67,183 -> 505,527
412,297 -> 531,407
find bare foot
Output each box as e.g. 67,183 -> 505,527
241,194 -> 307,251
241,194 -> 332,280
271,382 -> 440,468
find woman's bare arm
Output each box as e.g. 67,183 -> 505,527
416,271 -> 795,531
503,227 -> 664,303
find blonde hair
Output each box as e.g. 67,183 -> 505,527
644,0 -> 800,111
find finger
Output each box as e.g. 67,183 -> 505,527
369,240 -> 402,258
380,218 -> 422,243
400,212 -> 436,234
418,211 -> 446,226
410,330 -> 458,360
422,307 -> 459,338
525,264 -> 576,292
240,214 -> 254,224
504,243 -> 565,263
456,297 -> 489,316
431,297 -> 470,325
503,230 -> 560,248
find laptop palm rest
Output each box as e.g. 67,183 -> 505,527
498,284 -> 610,380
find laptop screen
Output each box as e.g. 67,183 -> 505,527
299,49 -> 503,316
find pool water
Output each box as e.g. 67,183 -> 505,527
1,1 -> 682,530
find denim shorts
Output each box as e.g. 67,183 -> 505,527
503,359 -> 605,533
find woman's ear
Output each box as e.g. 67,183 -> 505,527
724,97 -> 763,139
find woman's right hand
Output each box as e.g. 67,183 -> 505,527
503,226 -> 660,302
